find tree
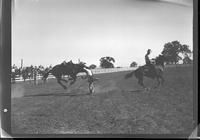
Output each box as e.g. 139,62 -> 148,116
161,40 -> 192,64
180,44 -> 192,57
89,64 -> 97,69
183,56 -> 192,64
100,56 -> 115,68
130,61 -> 137,67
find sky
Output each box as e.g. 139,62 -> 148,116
12,0 -> 193,67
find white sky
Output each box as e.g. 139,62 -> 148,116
12,0 -> 193,67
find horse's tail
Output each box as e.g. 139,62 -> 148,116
42,70 -> 51,83
124,70 -> 135,79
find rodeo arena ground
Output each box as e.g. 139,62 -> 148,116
11,62 -> 194,136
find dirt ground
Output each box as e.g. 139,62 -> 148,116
11,65 -> 195,136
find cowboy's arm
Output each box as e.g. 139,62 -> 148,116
81,68 -> 89,79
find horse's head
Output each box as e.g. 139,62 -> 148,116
155,54 -> 167,66
73,62 -> 88,73
79,61 -> 86,67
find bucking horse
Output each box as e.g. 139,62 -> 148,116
125,54 -> 167,90
42,60 -> 97,93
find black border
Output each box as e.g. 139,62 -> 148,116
1,0 -> 11,136
193,0 -> 199,138
0,0 -> 198,138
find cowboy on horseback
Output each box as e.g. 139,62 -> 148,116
144,49 -> 156,76
125,50 -> 166,89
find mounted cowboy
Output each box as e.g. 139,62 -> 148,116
125,51 -> 167,89
144,49 -> 156,76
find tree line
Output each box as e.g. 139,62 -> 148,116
12,40 -> 192,70
98,40 -> 193,69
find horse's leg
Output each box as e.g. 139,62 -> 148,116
69,75 -> 77,85
140,77 -> 145,88
60,78 -> 68,83
154,75 -> 164,88
138,76 -> 146,89
153,77 -> 160,89
68,76 -> 74,81
70,79 -> 76,85
140,75 -> 151,91
57,77 -> 67,89
29,75 -> 32,84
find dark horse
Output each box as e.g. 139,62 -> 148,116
125,55 -> 167,89
42,61 -> 87,89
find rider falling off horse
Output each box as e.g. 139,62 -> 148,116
81,66 -> 99,94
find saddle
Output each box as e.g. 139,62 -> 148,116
144,64 -> 164,76
143,64 -> 153,71
143,64 -> 156,76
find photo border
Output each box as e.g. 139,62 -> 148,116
0,0 -> 198,138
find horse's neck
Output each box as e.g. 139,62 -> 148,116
156,62 -> 164,67
155,64 -> 164,71
74,67 -> 84,74
72,64 -> 81,72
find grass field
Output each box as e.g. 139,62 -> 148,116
11,65 -> 194,136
